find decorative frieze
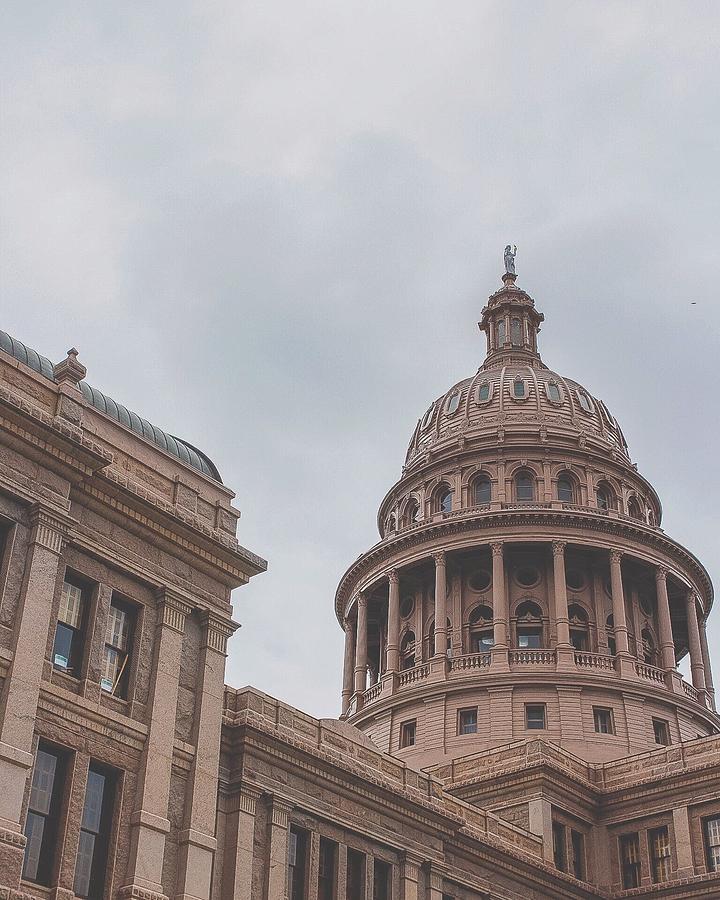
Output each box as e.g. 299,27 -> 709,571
29,505 -> 72,554
118,886 -> 169,900
238,784 -> 263,815
201,612 -> 236,655
0,828 -> 26,849
157,590 -> 193,634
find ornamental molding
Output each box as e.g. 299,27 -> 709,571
490,542 -> 504,557
158,591 -> 193,633
29,504 -> 75,554
200,612 -> 237,655
0,827 -> 26,849
387,569 -> 399,584
118,887 -> 169,900
268,795 -> 294,828
552,540 -> 567,557
433,550 -> 446,565
238,783 -> 263,814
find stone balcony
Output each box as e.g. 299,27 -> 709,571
349,650 -> 712,718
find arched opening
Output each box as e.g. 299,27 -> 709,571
469,605 -> 494,653
401,499 -> 419,528
596,481 -> 616,511
386,515 -> 396,534
628,497 -> 643,520
400,631 -> 416,670
435,483 -> 452,514
606,615 -> 616,656
568,604 -> 590,651
515,600 -> 544,649
515,469 -> 536,503
557,471 -> 576,504
472,474 -> 492,506
512,377 -> 527,399
642,628 -> 657,666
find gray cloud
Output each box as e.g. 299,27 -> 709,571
2,2 -> 719,715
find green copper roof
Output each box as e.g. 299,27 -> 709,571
0,329 -> 222,482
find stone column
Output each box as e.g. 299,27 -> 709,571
341,618 -> 356,715
528,798 -> 554,863
0,505 -> 70,889
672,806 -> 694,878
223,784 -> 262,900
609,550 -> 634,678
655,567 -> 676,671
428,864 -> 447,899
401,854 -> 421,900
685,591 -> 706,692
386,570 -> 400,672
700,621 -> 716,709
491,542 -> 509,672
265,796 -> 293,900
354,595 -> 368,695
176,612 -> 236,900
553,542 -> 574,671
433,552 -> 447,657
121,591 -> 192,900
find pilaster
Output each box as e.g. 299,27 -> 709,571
265,796 -> 293,900
223,783 -> 263,900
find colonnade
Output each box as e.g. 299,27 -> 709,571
341,542 -> 712,715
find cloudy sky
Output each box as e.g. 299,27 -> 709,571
2,2 -> 719,717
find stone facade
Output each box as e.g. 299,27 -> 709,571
0,263 -> 719,900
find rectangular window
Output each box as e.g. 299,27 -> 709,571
288,827 -> 309,900
571,829 -> 585,880
458,708 -> 478,735
653,718 -> 671,746
517,630 -> 542,649
472,631 -> 494,652
373,859 -> 391,900
620,833 -> 641,888
649,826 -> 671,884
22,744 -> 67,884
570,629 -> 588,651
399,720 -> 416,748
73,763 -> 116,899
552,821 -> 566,871
53,576 -> 89,675
525,704 -> 546,730
318,837 -> 337,900
346,848 -> 366,900
100,596 -> 136,698
704,816 -> 720,872
593,707 -> 614,734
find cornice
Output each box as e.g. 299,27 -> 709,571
335,507 -> 713,622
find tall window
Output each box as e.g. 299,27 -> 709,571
595,483 -> 615,511
525,704 -> 546,730
515,471 -> 535,502
478,381 -> 491,402
22,744 -> 67,884
704,816 -> 720,872
649,826 -> 671,883
458,708 -> 478,735
373,860 -> 391,900
512,378 -> 526,399
606,615 -> 616,656
569,604 -> 589,651
74,763 -> 116,899
347,849 -> 366,900
653,718 -> 671,746
497,319 -> 506,345
288,827 -> 309,900
515,600 -> 543,649
557,474 -> 574,503
101,597 -> 135,698
546,381 -> 561,403
53,576 -> 89,675
446,392 -> 460,415
438,489 -> 452,513
511,317 -> 522,346
318,838 -> 337,900
628,497 -> 643,520
593,707 -> 614,734
571,830 -> 585,880
552,821 -> 566,871
400,632 -> 416,670
469,605 -> 494,653
642,629 -> 657,666
399,720 -> 416,748
402,499 -> 419,528
620,833 -> 641,888
473,476 -> 491,505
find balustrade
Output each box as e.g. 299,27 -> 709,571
363,682 -> 383,705
449,652 -> 492,673
682,681 -> 700,703
574,651 -> 615,671
398,663 -> 430,687
634,661 -> 666,684
509,649 -> 556,666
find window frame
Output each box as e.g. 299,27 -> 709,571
514,471 -> 535,502
399,719 -> 417,749
545,381 -> 563,404
373,858 -> 392,900
571,829 -> 585,880
53,573 -> 92,677
101,594 -> 137,699
619,832 -> 641,889
703,815 -> 720,872
288,825 -> 310,900
652,717 -> 671,746
22,742 -> 68,885
472,475 -> 492,506
552,821 -> 567,872
318,837 -> 338,900
458,707 -> 478,735
648,825 -> 672,884
593,707 -> 615,735
73,761 -> 117,900
525,704 -> 547,730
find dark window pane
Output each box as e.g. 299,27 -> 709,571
74,764 -> 115,900
571,830 -> 585,880
511,318 -> 522,346
558,477 -> 573,502
474,479 -> 491,505
705,817 -> 720,872
347,849 -> 365,900
478,382 -> 490,401
621,834 -> 641,888
513,379 -> 525,398
23,744 -> 66,885
518,630 -> 541,649
373,859 -> 391,900
526,705 -> 546,729
81,770 -> 106,833
74,831 -> 96,898
29,749 -> 57,815
52,622 -> 74,670
516,474 -> 534,500
22,813 -> 46,881
318,838 -> 337,900
553,822 -> 566,871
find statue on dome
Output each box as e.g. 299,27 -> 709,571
504,244 -> 517,275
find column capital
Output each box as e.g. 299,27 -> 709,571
387,569 -> 399,585
356,593 -> 367,610
267,795 -> 294,828
199,611 -> 237,655
238,783 -> 264,815
655,565 -> 669,582
427,863 -> 448,890
156,589 -> 193,633
432,550 -> 446,566
551,540 -> 566,557
29,503 -> 73,554
490,541 -> 504,557
609,549 -> 624,565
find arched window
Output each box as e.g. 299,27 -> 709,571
512,377 -> 527,399
595,482 -> 615,511
568,604 -> 589,651
400,632 -> 416,670
469,605 -> 494,653
641,629 -> 657,666
402,499 -> 419,528
387,515 -> 396,534
557,472 -> 575,503
435,484 -> 452,514
473,475 -> 491,506
515,470 -> 535,503
497,319 -> 506,345
628,497 -> 643,520
515,600 -> 543,649
606,615 -> 616,656
511,318 -> 522,346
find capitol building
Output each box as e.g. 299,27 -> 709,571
0,258 -> 718,899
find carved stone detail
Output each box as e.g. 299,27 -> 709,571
118,887 -> 168,900
238,783 -> 263,815
490,541 -> 504,557
0,827 -> 26,849
201,613 -> 236,655
387,569 -> 399,584
30,505 -> 70,554
269,796 -> 293,828
552,540 -> 566,557
158,591 -> 193,634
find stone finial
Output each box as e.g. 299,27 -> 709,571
54,347 -> 86,385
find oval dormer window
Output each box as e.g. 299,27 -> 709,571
546,382 -> 561,403
446,392 -> 461,415
577,390 -> 593,413
477,381 -> 491,403
513,378 -> 527,399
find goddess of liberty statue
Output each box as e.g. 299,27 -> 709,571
504,244 -> 517,275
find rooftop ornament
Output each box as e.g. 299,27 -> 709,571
504,244 -> 517,277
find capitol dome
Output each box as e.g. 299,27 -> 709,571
335,257 -> 716,769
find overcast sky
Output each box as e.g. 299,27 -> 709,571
2,2 -> 719,717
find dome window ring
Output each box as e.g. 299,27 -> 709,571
511,377 -> 528,400
445,392 -> 461,415
546,381 -> 563,404
477,381 -> 493,404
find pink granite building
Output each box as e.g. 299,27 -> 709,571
0,260 -> 718,899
